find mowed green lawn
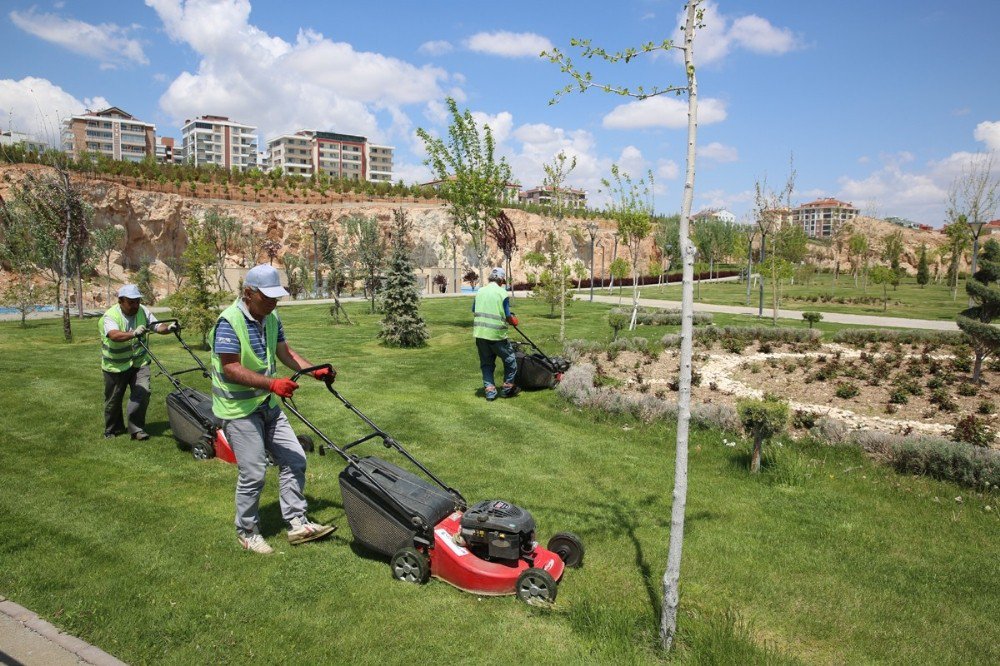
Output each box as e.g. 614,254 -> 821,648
0,298 -> 996,664
635,272 -> 968,321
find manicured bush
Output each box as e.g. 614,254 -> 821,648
833,329 -> 966,347
802,311 -> 823,328
737,395 -> 789,473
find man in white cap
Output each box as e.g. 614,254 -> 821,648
472,267 -> 520,401
210,263 -> 336,555
100,284 -> 178,440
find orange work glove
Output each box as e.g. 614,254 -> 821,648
269,378 -> 299,398
506,315 -> 519,326
312,367 -> 336,382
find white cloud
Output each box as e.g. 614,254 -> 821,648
418,40 -> 453,56
974,120 -> 1000,151
670,1 -> 801,65
602,96 -> 727,130
470,110 -> 514,145
145,0 -> 454,144
464,31 -> 553,58
698,142 -> 738,163
656,159 -> 679,181
9,8 -> 148,68
0,77 -> 108,145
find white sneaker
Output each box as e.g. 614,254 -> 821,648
238,532 -> 275,555
287,515 -> 336,545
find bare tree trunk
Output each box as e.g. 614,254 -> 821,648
60,171 -> 73,342
750,434 -> 763,473
661,2 -> 698,651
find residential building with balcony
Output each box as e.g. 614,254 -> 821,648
266,130 -> 393,182
0,130 -> 48,154
155,136 -> 184,164
181,115 -> 258,171
519,185 -> 587,209
62,107 -> 155,163
791,198 -> 857,238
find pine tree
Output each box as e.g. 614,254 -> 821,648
916,243 -> 930,287
378,209 -> 428,348
957,239 -> 1000,384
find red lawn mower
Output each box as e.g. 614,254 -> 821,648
281,365 -> 584,605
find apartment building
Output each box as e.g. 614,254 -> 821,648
519,185 -> 587,209
266,130 -> 393,181
0,130 -> 48,154
62,107 -> 155,162
792,198 -> 858,238
180,115 -> 258,171
155,136 -> 184,164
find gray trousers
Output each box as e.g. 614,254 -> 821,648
103,365 -> 151,436
225,402 -> 308,537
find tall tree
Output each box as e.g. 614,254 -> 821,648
379,208 -> 429,347
417,98 -> 513,288
544,0 -> 704,649
943,219 -> 970,301
203,209 -> 240,291
169,220 -> 219,348
882,230 -> 905,289
957,238 -> 1000,384
0,195 -> 42,326
948,153 -> 999,306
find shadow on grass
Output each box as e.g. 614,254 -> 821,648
258,494 -> 344,538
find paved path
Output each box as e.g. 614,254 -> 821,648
586,293 -> 958,331
1,286 -> 956,331
0,596 -> 126,665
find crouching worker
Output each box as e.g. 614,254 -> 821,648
101,284 -> 178,441
473,267 -> 521,401
212,264 -> 336,555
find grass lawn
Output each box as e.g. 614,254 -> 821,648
634,272 -> 968,321
0,297 -> 997,664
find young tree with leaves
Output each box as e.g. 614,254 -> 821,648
417,98 -> 513,288
544,0 -> 704,648
0,195 -> 42,326
603,165 -> 653,329
943,219 -> 970,301
134,258 -> 157,305
488,211 -> 518,295
957,238 -> 1000,384
738,395 -> 789,473
544,151 -> 578,340
169,221 -> 220,348
869,265 -> 895,311
532,230 -> 576,320
378,208 -> 429,348
93,225 -> 126,305
882,230 -> 905,288
345,214 -> 386,313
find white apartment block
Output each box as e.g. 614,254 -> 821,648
519,185 -> 587,209
691,208 -> 736,224
266,130 -> 393,182
181,115 -> 258,171
0,130 -> 48,154
792,198 -> 857,238
62,107 -> 155,163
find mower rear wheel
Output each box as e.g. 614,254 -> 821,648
191,438 -> 215,461
390,547 -> 430,584
547,531 -> 585,568
297,434 -> 314,453
515,568 -> 557,606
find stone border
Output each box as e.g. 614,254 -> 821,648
0,595 -> 127,665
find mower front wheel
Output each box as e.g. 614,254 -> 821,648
515,568 -> 557,606
297,434 -> 314,453
191,438 -> 215,461
547,531 -> 585,568
390,547 -> 430,584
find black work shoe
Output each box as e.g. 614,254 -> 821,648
104,432 -> 116,439
131,431 -> 150,441
501,384 -> 521,398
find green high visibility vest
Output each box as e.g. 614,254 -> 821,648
99,304 -> 150,373
473,282 -> 509,341
210,300 -> 279,420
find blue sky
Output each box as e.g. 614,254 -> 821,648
2,0 -> 998,226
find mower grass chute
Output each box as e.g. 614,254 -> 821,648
281,365 -> 584,605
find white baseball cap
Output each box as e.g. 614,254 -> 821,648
489,267 -> 506,281
244,264 -> 289,298
117,284 -> 142,299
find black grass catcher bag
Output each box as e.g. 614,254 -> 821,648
512,340 -> 570,390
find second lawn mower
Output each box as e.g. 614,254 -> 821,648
282,364 -> 584,605
136,321 -> 313,462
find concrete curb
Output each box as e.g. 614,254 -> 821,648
0,596 -> 127,665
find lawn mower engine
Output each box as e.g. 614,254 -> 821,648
459,499 -> 536,562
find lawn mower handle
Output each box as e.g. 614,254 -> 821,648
289,363 -> 336,386
511,322 -> 553,362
